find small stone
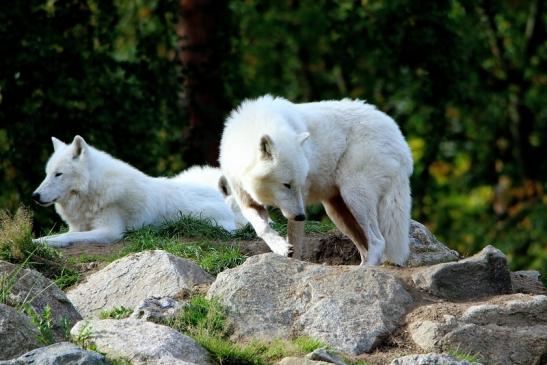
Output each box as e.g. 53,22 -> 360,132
277,357 -> 331,365
306,347 -> 348,365
130,296 -> 184,323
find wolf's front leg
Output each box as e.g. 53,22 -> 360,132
240,204 -> 293,256
34,228 -> 124,247
287,220 -> 305,259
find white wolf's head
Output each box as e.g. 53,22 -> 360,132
243,132 -> 310,221
32,136 -> 90,206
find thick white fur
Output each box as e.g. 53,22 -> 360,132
174,165 -> 248,229
33,136 -> 236,247
219,95 -> 413,265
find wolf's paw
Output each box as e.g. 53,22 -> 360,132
33,238 -> 70,248
270,238 -> 293,257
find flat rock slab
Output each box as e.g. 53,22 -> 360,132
0,304 -> 40,360
0,261 -> 82,339
67,250 -> 213,317
208,253 -> 413,354
411,245 -> 512,300
0,342 -> 107,365
408,294 -> 547,365
70,318 -> 213,365
390,353 -> 483,365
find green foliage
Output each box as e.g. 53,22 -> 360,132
100,306 -> 133,320
22,304 -> 55,345
447,348 -> 482,363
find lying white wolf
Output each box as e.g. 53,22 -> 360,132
33,136 -> 237,247
219,95 -> 413,265
174,165 -> 248,229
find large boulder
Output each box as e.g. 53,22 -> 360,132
0,304 -> 40,360
67,250 -> 213,317
0,261 -> 82,339
408,294 -> 547,365
207,253 -> 413,354
70,318 -> 214,365
0,342 -> 107,365
411,245 -> 512,300
390,353 -> 482,365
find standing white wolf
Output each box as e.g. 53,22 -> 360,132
33,136 -> 237,247
219,95 -> 413,266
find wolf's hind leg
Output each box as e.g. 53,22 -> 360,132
339,183 -> 385,266
323,195 -> 369,264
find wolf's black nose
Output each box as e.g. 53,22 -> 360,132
294,214 -> 306,221
32,192 -> 41,202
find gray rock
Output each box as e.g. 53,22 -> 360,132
0,261 -> 82,339
70,318 -> 213,365
513,270 -> 541,283
406,221 -> 460,267
409,294 -> 547,365
0,342 -> 107,365
207,253 -> 413,354
67,250 -> 213,317
306,348 -> 348,365
390,353 -> 482,365
0,304 -> 40,360
277,358 -> 331,365
411,245 -> 512,299
130,296 -> 184,323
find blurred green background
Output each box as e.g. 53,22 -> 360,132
0,0 -> 545,276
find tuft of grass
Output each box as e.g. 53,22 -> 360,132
0,207 -> 80,288
22,303 -> 55,345
292,336 -> 327,353
100,306 -> 133,320
72,320 -> 96,351
447,348 -> 482,363
167,295 -> 331,365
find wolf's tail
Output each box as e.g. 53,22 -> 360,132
378,172 -> 411,266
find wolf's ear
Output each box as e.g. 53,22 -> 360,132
259,135 -> 275,160
51,137 -> 66,152
72,135 -> 88,159
297,132 -> 310,145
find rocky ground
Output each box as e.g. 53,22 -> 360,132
0,220 -> 545,365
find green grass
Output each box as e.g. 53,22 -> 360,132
100,306 -> 133,320
166,295 -> 328,365
22,303 -> 56,345
447,348 -> 482,363
121,220 -> 247,275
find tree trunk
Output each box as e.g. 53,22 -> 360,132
177,0 -> 231,166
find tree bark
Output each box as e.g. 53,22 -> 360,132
177,0 -> 231,166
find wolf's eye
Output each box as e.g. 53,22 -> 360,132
55,173 -> 63,177
284,183 -> 291,189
